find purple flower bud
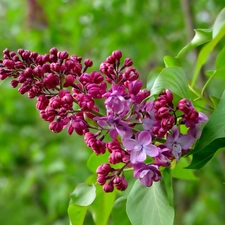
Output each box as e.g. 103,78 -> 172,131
49,97 -> 61,109
157,107 -> 170,119
106,55 -> 116,64
109,150 -> 124,164
50,62 -> 61,72
36,95 -> 49,110
63,75 -> 75,87
124,58 -> 133,67
113,176 -> 128,191
42,64 -> 51,73
96,163 -> 112,175
103,181 -> 114,192
112,50 -> 122,60
123,67 -> 139,81
3,59 -> 14,69
84,58 -> 93,67
49,47 -> 58,55
3,48 -> 10,56
42,54 -> 50,63
43,73 -> 60,89
57,51 -> 69,60
23,68 -> 33,78
18,83 -> 32,94
49,120 -> 64,133
33,65 -> 44,77
22,50 -> 31,60
178,98 -> 191,113
162,89 -> 173,104
90,71 -> 104,84
10,80 -> 19,88
30,52 -> 38,59
97,174 -> 107,185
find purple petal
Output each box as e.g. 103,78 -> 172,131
177,134 -> 194,150
144,144 -> 159,157
122,138 -> 137,150
137,131 -> 152,145
109,129 -> 118,139
116,124 -> 133,139
171,125 -> 179,140
139,170 -> 153,187
136,151 -> 147,162
130,151 -> 140,164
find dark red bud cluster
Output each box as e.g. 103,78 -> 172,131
178,98 -> 199,123
96,163 -> 128,192
106,140 -> 130,164
84,132 -> 106,155
152,90 -> 175,137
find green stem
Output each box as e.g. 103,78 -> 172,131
201,73 -> 214,97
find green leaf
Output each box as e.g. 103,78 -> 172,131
68,204 -> 88,225
70,183 -> 96,206
187,90 -> 225,169
163,56 -> 180,67
126,181 -> 174,225
211,46 -> 225,79
150,67 -> 190,99
213,7 -> 225,38
112,197 -> 131,225
172,157 -> 198,180
176,29 -> 212,58
89,185 -> 116,225
209,95 -> 221,108
191,20 -> 225,87
162,168 -> 174,207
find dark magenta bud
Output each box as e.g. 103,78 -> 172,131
103,182 -> 114,192
22,50 -> 31,60
49,47 -> 58,55
84,58 -> 93,67
112,50 -> 122,60
3,59 -> 14,69
57,51 -> 69,60
124,58 -> 133,67
106,55 -> 116,64
10,80 -> 19,88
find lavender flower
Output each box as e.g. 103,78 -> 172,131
122,131 -> 159,164
134,163 -> 161,187
164,125 -> 194,161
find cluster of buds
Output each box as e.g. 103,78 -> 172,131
0,48 -> 208,192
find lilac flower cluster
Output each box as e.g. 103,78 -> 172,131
0,48 -> 208,192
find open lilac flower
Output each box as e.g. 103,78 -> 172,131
122,131 -> 159,164
94,115 -> 133,139
164,125 -> 194,161
103,84 -> 130,116
134,163 -> 161,187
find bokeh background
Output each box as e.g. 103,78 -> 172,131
0,0 -> 225,224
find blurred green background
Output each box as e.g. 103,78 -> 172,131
0,0 -> 225,224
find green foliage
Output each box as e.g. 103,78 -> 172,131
188,90 -> 225,169
126,181 -> 175,225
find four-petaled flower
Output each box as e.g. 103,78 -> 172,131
122,131 -> 159,164
164,125 -> 194,161
134,163 -> 161,187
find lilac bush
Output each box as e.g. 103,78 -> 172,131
0,47 -> 207,193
